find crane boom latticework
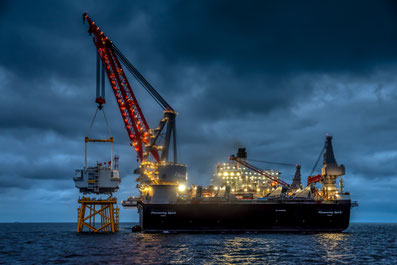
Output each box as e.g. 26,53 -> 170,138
83,13 -> 185,191
83,13 -> 159,162
229,155 -> 290,187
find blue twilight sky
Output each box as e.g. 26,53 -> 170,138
1,0 -> 397,222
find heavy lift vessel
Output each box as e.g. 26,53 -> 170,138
80,13 -> 356,232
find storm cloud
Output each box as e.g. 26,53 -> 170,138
1,0 -> 397,222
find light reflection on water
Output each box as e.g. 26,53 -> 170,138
0,223 -> 396,264
314,233 -> 351,263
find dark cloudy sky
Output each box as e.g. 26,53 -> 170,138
1,0 -> 397,222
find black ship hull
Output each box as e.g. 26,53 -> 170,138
139,200 -> 351,233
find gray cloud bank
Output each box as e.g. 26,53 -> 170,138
1,0 -> 397,222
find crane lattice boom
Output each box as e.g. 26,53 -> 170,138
83,13 -> 159,162
229,155 -> 290,187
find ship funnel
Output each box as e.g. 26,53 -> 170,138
237,148 -> 247,160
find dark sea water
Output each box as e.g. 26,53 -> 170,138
0,223 -> 396,264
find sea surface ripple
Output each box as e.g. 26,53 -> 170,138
0,223 -> 396,264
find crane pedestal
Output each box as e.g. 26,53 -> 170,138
76,197 -> 119,232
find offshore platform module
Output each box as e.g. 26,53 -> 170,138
76,13 -> 356,233
73,60 -> 121,232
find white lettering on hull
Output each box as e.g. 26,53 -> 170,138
318,210 -> 343,216
151,211 -> 176,215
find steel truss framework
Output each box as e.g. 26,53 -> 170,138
77,197 -> 119,232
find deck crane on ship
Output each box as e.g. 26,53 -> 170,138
228,135 -> 348,200
82,12 -> 187,206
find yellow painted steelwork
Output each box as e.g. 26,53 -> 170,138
76,197 -> 119,232
85,136 -> 114,143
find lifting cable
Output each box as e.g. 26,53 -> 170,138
111,44 -> 181,164
309,144 -> 325,176
111,44 -> 173,111
87,107 -> 113,138
87,49 -> 112,139
101,108 -> 112,137
112,44 -> 167,109
113,46 -> 164,109
89,107 -> 99,130
247,158 -> 296,167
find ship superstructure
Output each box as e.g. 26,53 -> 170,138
80,13 -> 356,233
211,148 -> 281,195
207,148 -> 280,197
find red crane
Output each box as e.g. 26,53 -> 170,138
229,155 -> 290,187
83,13 -> 178,165
307,174 -> 322,185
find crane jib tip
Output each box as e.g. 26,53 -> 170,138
83,12 -> 88,24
